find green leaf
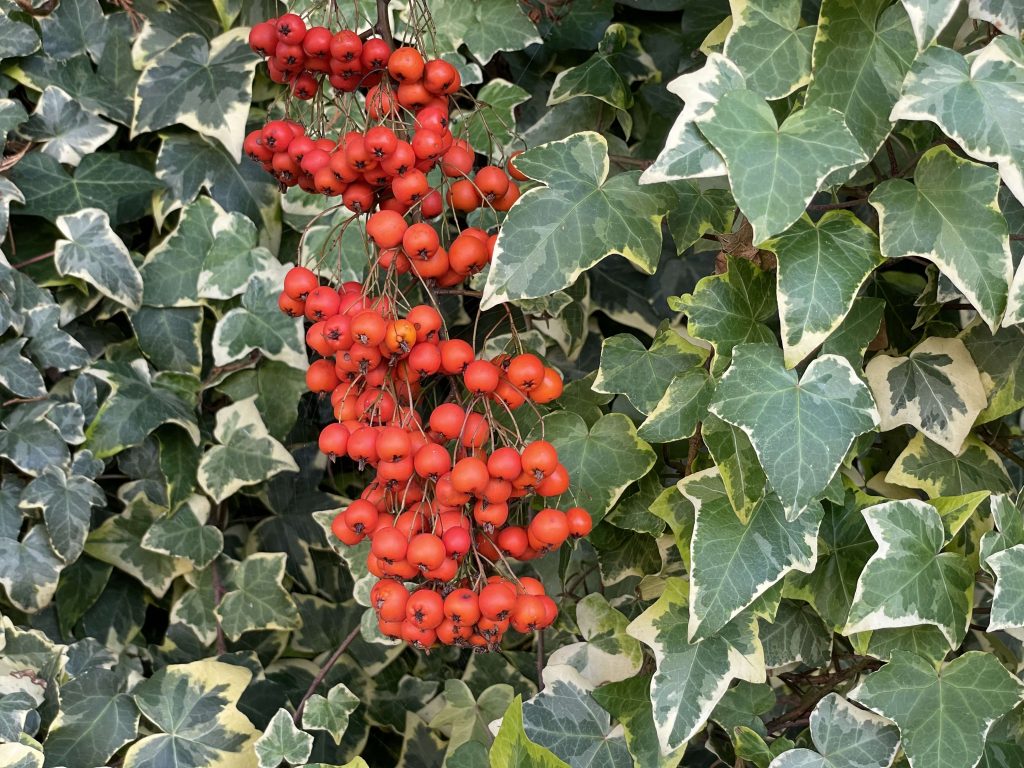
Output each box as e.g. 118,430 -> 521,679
667,182 -> 735,252
125,659 -> 259,768
710,343 -> 879,517
0,525 -> 63,613
84,360 -> 199,459
534,411 -> 656,523
545,594 -> 643,688
490,696 -> 570,768
592,676 -> 686,768
481,131 -> 676,308
723,0 -> 816,99
637,367 -> 714,443
131,306 -> 204,375
426,0 -> 541,64
762,212 -> 883,367
969,0 -> 1023,36
132,30 -> 258,158
217,362 -> 305,441
821,297 -> 886,367
37,0 -> 105,61
197,396 -> 299,503
140,497 -> 223,568
303,682 -> 360,746
20,466 -> 103,564
697,89 -> 866,243
0,405 -> 71,477
900,0 -> 961,49
886,432 -> 1012,497
891,36 -> 1024,208
141,196 -> 228,307
593,325 -> 708,414
55,208 -> 144,310
8,151 -> 163,226
683,468 -> 823,641
215,552 -> 301,640
986,545 -> 1024,631
961,322 -> 1024,422
198,211 -> 276,301
429,680 -> 511,760
674,256 -> 776,372
42,668 -> 139,768
456,77 -> 529,155
870,146 -> 1012,329
769,692 -> 900,768
0,1 -> 40,59
212,271 -> 308,370
520,675 -> 631,768
626,577 -> 765,753
759,599 -> 832,668
0,339 -> 45,398
843,499 -> 972,647
805,0 -> 916,163
852,651 -> 1024,768
18,86 -> 116,166
255,709 -> 313,768
866,336 -> 987,453
548,24 -> 639,111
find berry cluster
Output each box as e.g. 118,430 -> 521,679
252,9 -> 591,653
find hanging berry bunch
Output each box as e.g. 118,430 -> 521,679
247,4 -> 592,653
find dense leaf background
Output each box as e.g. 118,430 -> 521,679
2,1 -> 1024,767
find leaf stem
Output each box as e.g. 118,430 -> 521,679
293,624 -> 361,725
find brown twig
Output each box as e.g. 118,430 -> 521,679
12,250 -> 54,270
201,350 -> 263,388
293,624 -> 362,725
210,559 -> 228,655
608,154 -> 654,169
536,630 -> 545,692
375,0 -> 394,47
433,288 -> 483,297
808,198 -> 868,211
684,423 -> 702,477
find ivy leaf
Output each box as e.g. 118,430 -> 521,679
710,343 -> 880,517
870,146 -> 1012,330
759,599 -> 832,668
217,362 -> 306,442
844,499 -> 973,647
593,325 -> 708,414
641,54 -> 745,183
255,709 -> 313,768
84,360 -> 199,459
851,651 -> 1024,768
198,211 -> 276,301
534,411 -> 656,523
701,413 -> 767,523
215,552 -> 301,640
140,497 -> 223,568
806,0 -> 916,162
548,24 -> 641,111
521,674 -> 632,768
627,577 -> 765,753
458,79 -> 530,156
865,336 -> 987,453
37,0 -> 106,61
0,339 -> 45,398
674,256 -> 776,373
125,660 -> 259,768
19,466 -> 103,564
429,681 -> 512,760
985,545 -> 1024,631
723,0 -> 816,99
132,30 -> 258,158
890,36 -> 1024,207
481,131 -> 676,308
18,86 -> 116,165
545,594 -> 643,689
697,89 -> 866,243
768,692 -> 900,768
130,306 -> 203,376
762,212 -> 883,368
0,525 -> 63,613
212,272 -> 308,371
960,322 -> 1024,422
55,208 -> 144,310
490,696 -> 569,768
0,404 -> 71,477
197,396 -> 299,504
886,433 -> 1012,497
591,675 -> 687,768
900,0 -> 961,49
683,468 -> 823,641
667,182 -> 735,252
637,368 -> 714,444
969,0 -> 1024,36
0,1 -> 40,59
42,668 -> 139,768
427,0 -> 541,65
8,151 -> 163,226
302,682 -> 360,746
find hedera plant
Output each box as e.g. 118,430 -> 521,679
1,1 -> 1024,767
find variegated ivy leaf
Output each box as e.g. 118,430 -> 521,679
759,599 -> 833,668
626,577 -> 765,754
303,681 -> 360,746
19,465 -> 103,564
969,0 -> 1024,35
683,467 -> 823,641
456,78 -> 530,158
132,29 -> 259,158
637,367 -> 714,444
870,146 -> 1013,330
701,413 -> 767,523
865,336 -> 987,454
886,432 -> 1012,497
986,545 -> 1024,631
197,397 -> 299,504
891,36 -> 1024,207
980,494 -> 1024,571
533,411 -> 656,523
130,306 -> 203,376
37,0 -> 106,61
490,696 -> 570,768
667,182 -> 735,253
768,693 -> 900,768
549,24 -> 651,113
125,660 -> 260,768
961,321 -> 1024,422
0,402 -> 71,477
55,208 -> 144,310
255,708 -> 313,768
710,343 -> 880,518
641,54 -> 744,184
18,86 -> 116,165
851,651 -> 1024,768
900,0 -> 961,49
0,0 -> 40,60
215,552 -> 301,640
592,325 -> 708,414
481,132 -> 676,309
197,211 -> 276,301
843,499 -> 973,648
763,211 -> 884,368
140,495 -> 223,569
545,594 -> 643,689
0,525 -> 63,613
723,0 -> 816,99
0,338 -> 45,398
697,89 -> 866,244
425,0 -> 541,65
592,676 -> 687,768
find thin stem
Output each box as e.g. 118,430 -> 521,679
210,559 -> 228,655
375,0 -> 394,47
535,630 -> 545,692
807,198 -> 868,211
12,250 -> 54,269
293,624 -> 362,725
